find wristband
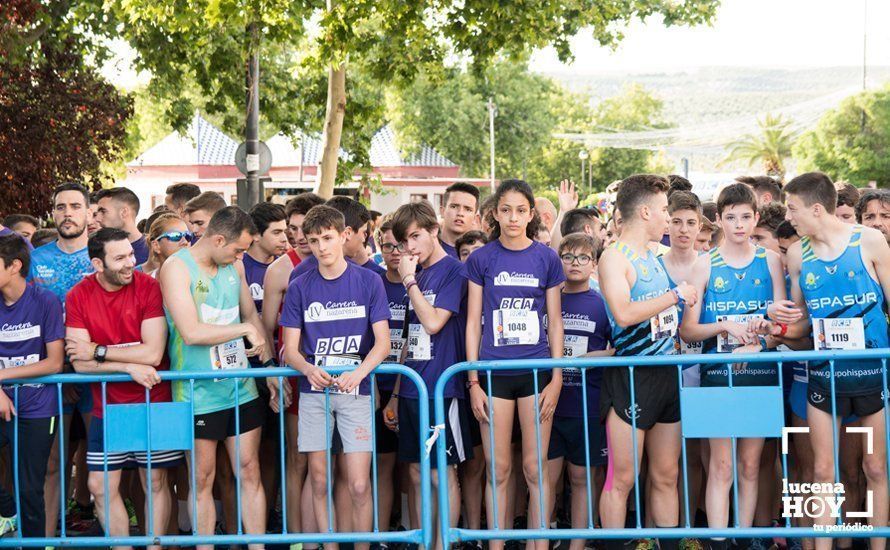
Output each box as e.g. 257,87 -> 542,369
671,287 -> 685,305
759,336 -> 769,352
262,358 -> 277,368
405,280 -> 418,293
391,393 -> 399,399
466,380 -> 480,388
777,323 -> 788,337
401,273 -> 415,284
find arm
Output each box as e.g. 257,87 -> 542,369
579,348 -> 616,359
679,255 -> 725,343
66,317 -> 167,367
261,256 -> 290,351
550,179 -> 578,252
863,226 -> 890,312
465,281 -> 489,422
538,285 -> 564,422
598,247 -> 684,328
159,257 -> 259,347
234,260 -> 270,361
67,327 -> 161,387
282,326 -> 333,389
404,283 -> 453,335
776,242 -> 811,341
0,340 -> 64,381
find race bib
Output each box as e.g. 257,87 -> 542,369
388,328 -> 405,362
494,308 -> 540,347
313,355 -> 361,396
815,318 -> 865,351
716,314 -> 763,353
679,337 -> 702,355
563,334 -> 589,358
210,339 -> 248,371
407,324 -> 432,361
650,305 -> 678,341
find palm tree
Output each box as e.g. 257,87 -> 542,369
722,113 -> 796,177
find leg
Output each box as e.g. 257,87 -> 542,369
88,469 -> 132,550
838,422 -> 864,549
341,452 -> 373,550
599,409 -> 646,529
736,437 -> 765,528
223,426 -> 267,550
705,438 -> 733,529
335,454 -> 353,532
858,409 -> 888,550
74,412 -> 93,507
376,451 -> 397,531
285,414 -> 304,534
139,467 -> 171,550
216,445 -> 237,535
645,422 -> 681,528
479,397 -> 516,550
807,403 -> 841,550
754,439 -> 778,526
44,412 -> 70,537
189,438 -> 219,550
567,463 -> 595,550
517,393 -> 553,550
791,413 -> 815,550
680,439 -> 702,528
307,451 -> 336,550
14,417 -> 56,538
460,444 -> 485,530
546,456 -> 564,529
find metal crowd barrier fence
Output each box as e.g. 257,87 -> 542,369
434,349 -> 890,547
0,364 -> 431,548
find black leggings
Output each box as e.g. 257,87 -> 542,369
0,416 -> 57,538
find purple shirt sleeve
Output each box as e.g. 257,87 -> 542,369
465,246 -> 485,286
279,280 -> 304,329
435,263 -> 466,314
41,291 -> 65,343
544,246 -> 567,289
366,274 -> 391,324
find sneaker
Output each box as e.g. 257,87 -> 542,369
746,538 -> 772,550
635,539 -> 656,550
0,516 -> 16,537
682,539 -> 704,550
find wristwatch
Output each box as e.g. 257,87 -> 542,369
94,345 -> 108,363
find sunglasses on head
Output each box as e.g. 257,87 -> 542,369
155,231 -> 193,243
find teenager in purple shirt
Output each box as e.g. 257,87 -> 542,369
547,233 -> 613,550
280,205 -> 390,550
465,180 -> 565,550
0,235 -> 65,537
380,201 -> 472,549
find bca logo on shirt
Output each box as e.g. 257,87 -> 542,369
315,336 -> 362,355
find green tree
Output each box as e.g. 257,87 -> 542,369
722,113 -> 796,177
103,0 -> 719,198
794,86 -> 890,187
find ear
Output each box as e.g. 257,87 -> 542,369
431,225 -> 440,240
90,257 -> 104,273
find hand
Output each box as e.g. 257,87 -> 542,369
557,179 -> 579,213
267,377 -> 292,413
125,364 -> 161,389
383,396 -> 399,432
398,254 -> 418,282
675,282 -> 698,308
65,337 -> 95,363
747,318 -> 774,335
244,324 -> 266,358
721,321 -> 757,346
731,343 -> 761,372
0,392 -> 14,422
334,369 -> 366,394
306,366 -> 333,390
767,300 -> 803,325
538,380 -> 562,423
469,384 -> 489,423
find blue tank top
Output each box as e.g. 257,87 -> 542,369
700,247 -> 777,387
659,256 -> 702,361
606,242 -> 676,357
784,274 -> 807,385
799,226 -> 888,396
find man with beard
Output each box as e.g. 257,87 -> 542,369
93,187 -> 150,265
29,182 -> 97,537
64,228 -> 182,548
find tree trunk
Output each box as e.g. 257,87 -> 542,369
315,63 -> 346,199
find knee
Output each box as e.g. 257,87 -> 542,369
738,457 -> 760,483
862,455 -> 887,482
813,459 -> 836,483
492,461 -> 512,487
148,471 -> 169,496
45,454 -> 59,478
650,462 -> 679,490
568,467 -> 589,490
522,457 -> 543,486
349,476 -> 371,501
710,458 -> 733,485
607,465 -> 636,495
87,474 -> 106,500
239,459 -> 262,487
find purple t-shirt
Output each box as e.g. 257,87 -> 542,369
131,235 -> 149,265
379,275 -> 406,392
402,255 -> 467,400
555,288 -> 611,418
280,262 -> 390,395
440,239 -> 458,259
290,255 -> 382,282
243,253 -> 273,314
466,240 -> 565,373
0,284 -> 64,418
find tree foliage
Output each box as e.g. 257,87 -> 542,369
722,113 -> 795,177
793,86 -> 890,187
0,1 -> 132,218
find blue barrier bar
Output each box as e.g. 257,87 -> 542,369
0,364 -> 430,548
434,349 -> 890,548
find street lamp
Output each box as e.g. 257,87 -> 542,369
578,149 -> 589,192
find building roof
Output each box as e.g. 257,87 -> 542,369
130,113 -> 456,169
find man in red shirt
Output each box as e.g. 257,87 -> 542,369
65,228 -> 182,548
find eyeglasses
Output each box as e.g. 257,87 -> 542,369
380,243 -> 399,254
155,231 -> 193,243
560,253 -> 592,266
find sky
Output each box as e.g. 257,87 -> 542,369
529,0 -> 889,74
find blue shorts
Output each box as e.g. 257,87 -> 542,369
62,384 -> 92,415
86,417 -> 184,472
548,415 -> 607,467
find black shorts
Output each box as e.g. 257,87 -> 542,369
479,371 -> 553,400
375,390 -> 399,454
549,416 -> 607,467
600,366 -> 680,431
398,398 -> 473,468
807,387 -> 884,418
194,398 -> 266,441
255,378 -> 285,440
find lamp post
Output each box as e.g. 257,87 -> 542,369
578,149 -> 589,193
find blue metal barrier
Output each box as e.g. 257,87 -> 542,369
434,349 -> 890,547
0,364 -> 431,548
